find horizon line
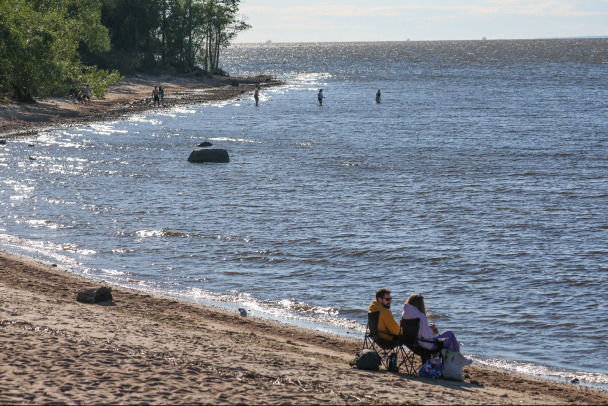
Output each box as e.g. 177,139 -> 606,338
235,36 -> 608,44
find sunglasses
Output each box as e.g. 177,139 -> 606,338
382,297 -> 392,302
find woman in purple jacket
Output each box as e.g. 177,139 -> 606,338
401,293 -> 472,364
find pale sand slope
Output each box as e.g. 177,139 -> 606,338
1,251 -> 607,405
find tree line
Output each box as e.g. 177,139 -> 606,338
0,0 -> 249,102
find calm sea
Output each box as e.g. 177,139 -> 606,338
1,40 -> 607,386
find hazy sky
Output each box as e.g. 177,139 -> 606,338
236,0 -> 608,43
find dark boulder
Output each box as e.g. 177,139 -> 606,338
214,68 -> 230,77
188,148 -> 230,163
76,286 -> 113,303
197,141 -> 213,147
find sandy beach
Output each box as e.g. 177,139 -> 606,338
2,74 -> 608,404
0,73 -> 278,137
1,251 -> 607,405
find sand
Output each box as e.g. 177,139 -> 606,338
0,73 -> 278,137
1,251 -> 607,405
2,75 -> 608,404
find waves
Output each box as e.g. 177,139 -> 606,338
1,40 -> 607,385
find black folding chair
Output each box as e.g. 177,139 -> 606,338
398,318 -> 444,375
362,311 -> 401,371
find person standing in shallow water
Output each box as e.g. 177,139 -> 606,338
254,85 -> 260,106
376,88 -> 381,103
318,89 -> 324,106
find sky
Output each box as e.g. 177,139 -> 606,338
235,0 -> 608,43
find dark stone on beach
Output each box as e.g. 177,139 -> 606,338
197,141 -> 213,147
214,68 -> 230,77
0,140 -> 6,145
188,148 -> 229,163
230,80 -> 239,87
76,287 -> 113,303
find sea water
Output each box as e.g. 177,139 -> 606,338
1,39 -> 607,386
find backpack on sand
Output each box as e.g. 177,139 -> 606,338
419,357 -> 442,379
351,349 -> 381,371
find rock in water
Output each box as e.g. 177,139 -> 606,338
188,148 -> 230,163
238,308 -> 248,317
76,287 -> 113,303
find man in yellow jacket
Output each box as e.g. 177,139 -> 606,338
368,288 -> 401,341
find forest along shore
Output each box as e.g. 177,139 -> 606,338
1,250 -> 608,404
0,74 -> 280,137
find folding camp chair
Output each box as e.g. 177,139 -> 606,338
398,318 -> 444,375
362,311 -> 402,371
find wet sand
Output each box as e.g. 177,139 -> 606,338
2,251 -> 607,404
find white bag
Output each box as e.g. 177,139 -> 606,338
441,349 -> 465,381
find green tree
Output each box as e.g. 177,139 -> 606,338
0,0 -> 121,101
199,0 -> 249,73
98,0 -> 164,72
95,0 -> 249,75
162,0 -> 192,72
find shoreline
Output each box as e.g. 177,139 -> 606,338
2,250 -> 607,404
0,73 -> 280,138
2,73 -> 608,404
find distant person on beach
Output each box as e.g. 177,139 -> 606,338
401,293 -> 472,364
77,88 -> 84,104
368,288 -> 401,341
159,86 -> 165,106
318,89 -> 324,106
254,85 -> 260,106
152,86 -> 160,107
83,85 -> 91,105
376,88 -> 381,103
